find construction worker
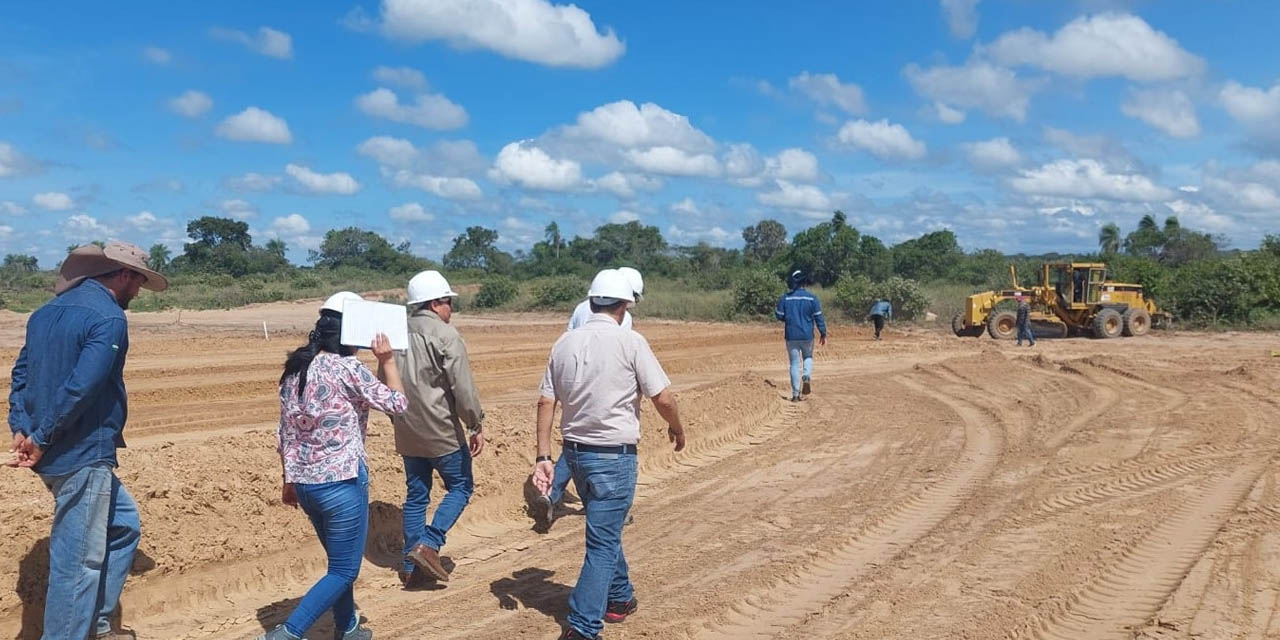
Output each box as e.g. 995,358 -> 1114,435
1016,294 -> 1036,347
7,242 -> 167,640
775,269 -> 827,402
536,268 -> 645,531
532,268 -> 686,640
568,266 -> 642,330
393,271 -> 485,587
868,298 -> 892,340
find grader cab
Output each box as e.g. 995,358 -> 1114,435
951,262 -> 1168,340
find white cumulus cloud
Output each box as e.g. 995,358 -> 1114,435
625,146 -> 721,177
216,107 -> 292,144
168,90 -> 213,118
765,148 -> 821,182
389,170 -> 483,200
983,13 -> 1205,82
270,213 -> 311,235
143,46 -> 172,64
1220,80 -> 1280,127
357,136 -> 420,168
564,100 -> 714,152
610,210 -> 640,224
666,224 -> 735,246
210,26 -> 294,59
376,0 -> 624,69
964,137 -> 1023,170
356,87 -> 468,130
594,171 -> 662,199
941,0 -> 980,39
1121,88 -> 1200,138
905,61 -> 1035,121
835,119 -> 927,160
671,198 -> 699,215
220,199 -> 258,220
33,192 -> 74,211
490,141 -> 584,191
225,172 -> 282,192
285,164 -> 361,195
1010,158 -> 1173,201
0,141 -> 39,177
0,200 -> 25,216
757,180 -> 833,212
389,202 -> 434,222
61,214 -> 112,241
788,72 -> 867,115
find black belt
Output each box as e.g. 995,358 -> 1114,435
564,440 -> 637,455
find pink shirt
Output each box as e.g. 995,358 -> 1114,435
278,352 -> 407,484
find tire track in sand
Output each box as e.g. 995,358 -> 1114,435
695,375 -> 1002,640
1020,463 -> 1266,640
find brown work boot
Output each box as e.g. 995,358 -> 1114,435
407,543 -> 450,581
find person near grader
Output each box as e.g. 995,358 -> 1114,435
393,270 -> 486,587
532,268 -> 686,640
1016,293 -> 1036,347
7,242 -> 167,640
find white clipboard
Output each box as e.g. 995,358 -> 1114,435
339,300 -> 409,350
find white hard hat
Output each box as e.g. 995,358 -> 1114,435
407,270 -> 459,305
616,266 -> 644,301
588,269 -> 635,304
321,291 -> 363,313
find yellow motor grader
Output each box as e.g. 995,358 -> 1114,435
951,262 -> 1169,340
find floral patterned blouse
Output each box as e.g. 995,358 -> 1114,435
278,352 -> 408,484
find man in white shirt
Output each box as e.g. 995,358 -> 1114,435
567,266 -> 642,331
532,269 -> 685,640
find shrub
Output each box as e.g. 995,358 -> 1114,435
530,276 -> 583,309
731,269 -> 784,316
475,275 -> 518,308
833,274 -> 929,321
292,273 -> 322,289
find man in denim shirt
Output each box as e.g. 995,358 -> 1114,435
7,242 -> 167,640
775,270 -> 828,402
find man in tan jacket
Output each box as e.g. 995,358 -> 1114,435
394,270 -> 484,587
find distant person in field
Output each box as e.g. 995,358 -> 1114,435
391,270 -> 486,588
1016,294 -> 1036,347
263,305 -> 407,640
868,298 -> 892,341
775,270 -> 828,402
6,242 -> 166,640
532,268 -> 686,640
535,267 -> 646,531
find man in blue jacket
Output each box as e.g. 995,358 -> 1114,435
868,298 -> 892,341
775,270 -> 827,402
7,242 -> 167,640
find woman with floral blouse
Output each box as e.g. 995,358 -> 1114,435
259,305 -> 408,640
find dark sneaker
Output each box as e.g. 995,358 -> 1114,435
559,628 -> 599,640
95,631 -> 137,640
604,597 -> 638,623
801,376 -> 811,395
407,543 -> 450,582
334,623 -> 373,640
257,626 -> 302,640
790,394 -> 801,403
531,494 -> 555,531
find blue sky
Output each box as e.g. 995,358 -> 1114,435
2,0 -> 1279,266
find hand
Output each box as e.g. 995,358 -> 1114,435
668,425 -> 686,452
469,430 -> 485,456
819,334 -> 827,346
532,460 -> 554,495
6,433 -> 26,468
281,482 -> 298,508
371,333 -> 394,363
12,437 -> 43,469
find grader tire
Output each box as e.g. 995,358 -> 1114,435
1092,308 -> 1124,339
987,310 -> 1017,340
1123,308 -> 1151,337
952,313 -> 966,336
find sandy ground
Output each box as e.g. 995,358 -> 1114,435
0,301 -> 1278,640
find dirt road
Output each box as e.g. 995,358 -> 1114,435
0,303 -> 1277,639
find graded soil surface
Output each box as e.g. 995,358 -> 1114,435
1,302 -> 1278,639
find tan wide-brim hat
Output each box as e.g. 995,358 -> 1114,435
55,242 -> 170,295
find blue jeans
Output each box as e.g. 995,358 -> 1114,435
39,463 -> 141,640
565,449 -> 637,639
402,449 -> 474,572
1017,321 -> 1036,345
548,452 -> 571,505
284,463 -> 369,638
786,339 -> 814,396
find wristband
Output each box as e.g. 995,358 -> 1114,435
536,455 -> 552,463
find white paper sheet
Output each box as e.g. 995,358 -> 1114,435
339,299 -> 409,350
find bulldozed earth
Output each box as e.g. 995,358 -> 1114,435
0,301 -> 1278,640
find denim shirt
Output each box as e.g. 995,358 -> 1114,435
774,288 -> 827,341
869,300 -> 893,319
7,279 -> 129,476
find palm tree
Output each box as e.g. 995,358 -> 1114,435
544,222 -> 564,258
1137,214 -> 1159,232
1163,216 -> 1181,237
148,244 -> 171,272
266,239 -> 288,259
1098,223 -> 1121,255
